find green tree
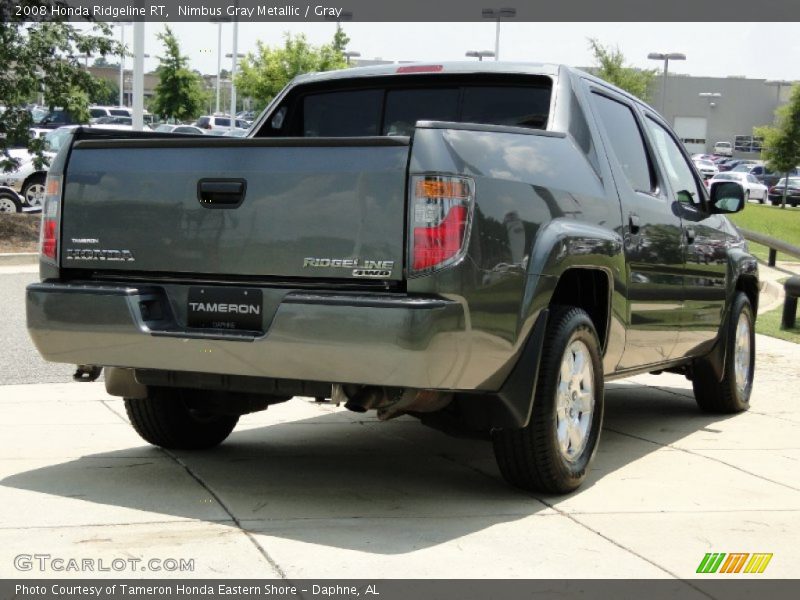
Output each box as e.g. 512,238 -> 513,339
0,1 -> 120,171
235,32 -> 350,112
150,26 -> 208,122
588,38 -> 657,102
92,56 -> 120,69
756,84 -> 800,209
89,78 -> 119,106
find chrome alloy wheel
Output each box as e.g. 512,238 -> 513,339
25,183 -> 45,207
734,311 -> 752,397
556,340 -> 595,462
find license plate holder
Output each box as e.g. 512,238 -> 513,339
187,287 -> 263,332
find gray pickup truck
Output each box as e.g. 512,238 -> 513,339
26,63 -> 758,494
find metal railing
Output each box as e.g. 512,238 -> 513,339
737,227 -> 800,266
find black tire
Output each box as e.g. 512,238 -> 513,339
124,387 -> 239,450
744,189 -> 750,202
22,173 -> 46,208
692,293 -> 755,413
492,306 -> 604,494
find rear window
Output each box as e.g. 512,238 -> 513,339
267,75 -> 552,138
89,108 -> 107,118
109,109 -> 130,116
215,117 -> 231,127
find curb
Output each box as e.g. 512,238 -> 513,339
0,252 -> 37,266
758,279 -> 784,315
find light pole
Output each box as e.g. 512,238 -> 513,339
699,92 -> 721,153
211,18 -> 230,114
122,54 -> 149,107
466,50 -> 495,61
115,22 -> 132,107
647,52 -> 686,115
481,7 -> 516,61
226,51 -> 245,128
343,51 -> 361,65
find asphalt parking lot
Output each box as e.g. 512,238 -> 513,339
1,264 -> 798,581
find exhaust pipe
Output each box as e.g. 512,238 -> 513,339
331,384 -> 452,420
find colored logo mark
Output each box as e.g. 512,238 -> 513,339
696,553 -> 773,574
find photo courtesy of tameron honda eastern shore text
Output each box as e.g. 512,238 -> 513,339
26,62 -> 759,494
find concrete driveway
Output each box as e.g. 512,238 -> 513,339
1,335 -> 799,580
1,265 -> 798,580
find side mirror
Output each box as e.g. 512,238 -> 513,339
709,181 -> 745,214
676,189 -> 695,204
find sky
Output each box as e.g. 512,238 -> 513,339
94,21 -> 800,82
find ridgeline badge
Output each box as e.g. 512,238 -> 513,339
303,257 -> 394,279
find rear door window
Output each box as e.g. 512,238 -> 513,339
590,93 -> 654,193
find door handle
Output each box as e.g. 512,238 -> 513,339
629,213 -> 641,234
197,179 -> 246,208
685,226 -> 696,244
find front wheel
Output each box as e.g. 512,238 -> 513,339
125,388 -> 239,450
22,173 -> 46,208
692,293 -> 755,413
492,306 -> 604,494
0,191 -> 21,213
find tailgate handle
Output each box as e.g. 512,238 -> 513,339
197,179 -> 246,208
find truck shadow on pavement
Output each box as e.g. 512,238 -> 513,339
1,379 -> 745,554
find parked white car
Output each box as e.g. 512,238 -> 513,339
692,158 -> 719,179
0,126 -> 73,207
708,171 -> 768,203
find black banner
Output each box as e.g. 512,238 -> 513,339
4,580 -> 800,600
5,0 -> 800,22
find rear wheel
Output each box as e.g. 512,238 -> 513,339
124,388 -> 239,450
492,306 -> 604,494
692,293 -> 754,413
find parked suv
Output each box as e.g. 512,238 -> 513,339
713,141 -> 733,156
194,114 -> 249,131
27,63 -> 758,494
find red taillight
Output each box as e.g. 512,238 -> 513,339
42,219 -> 57,259
40,175 -> 61,262
410,175 -> 473,274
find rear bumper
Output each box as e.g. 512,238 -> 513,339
26,281 -> 520,391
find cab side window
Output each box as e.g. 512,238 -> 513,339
644,117 -> 705,205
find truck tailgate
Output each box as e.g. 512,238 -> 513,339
60,137 -> 409,281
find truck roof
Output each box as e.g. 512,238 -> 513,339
292,61 -> 563,84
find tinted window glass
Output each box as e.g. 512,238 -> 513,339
645,117 -> 704,203
304,90 -> 382,137
382,89 -> 459,135
590,94 -> 653,192
89,108 -> 106,118
197,117 -> 210,127
215,117 -> 231,127
109,109 -> 129,116
462,86 -> 549,129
